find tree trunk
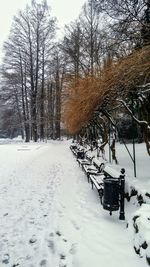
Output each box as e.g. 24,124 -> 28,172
19,51 -> 30,142
40,48 -> 45,141
55,57 -> 61,140
48,82 -> 54,139
24,62 -> 30,142
31,92 -> 38,142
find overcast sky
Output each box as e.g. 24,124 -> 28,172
0,0 -> 85,61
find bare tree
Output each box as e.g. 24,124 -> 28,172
1,0 -> 56,142
93,0 -> 150,50
79,0 -> 103,75
62,21 -> 84,78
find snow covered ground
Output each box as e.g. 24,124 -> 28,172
0,139 -> 149,267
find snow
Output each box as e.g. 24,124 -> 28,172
0,139 -> 149,267
128,204 -> 150,260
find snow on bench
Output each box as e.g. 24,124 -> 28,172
83,164 -> 99,182
103,166 -> 123,179
83,158 -> 106,182
70,145 -> 78,156
92,158 -> 106,172
77,154 -> 94,167
77,158 -> 91,167
93,157 -> 106,166
84,162 -> 105,183
86,154 -> 95,162
89,174 -> 104,204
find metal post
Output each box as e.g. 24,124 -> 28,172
119,168 -> 125,220
131,94 -> 137,177
132,136 -> 137,177
109,123 -> 111,163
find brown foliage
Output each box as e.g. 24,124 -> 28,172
62,77 -> 101,134
63,45 -> 150,134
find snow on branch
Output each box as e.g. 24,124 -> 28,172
119,100 -> 149,128
137,83 -> 150,89
120,99 -> 150,156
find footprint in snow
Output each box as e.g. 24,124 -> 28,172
39,200 -> 45,204
2,253 -> 10,264
40,259 -> 47,266
29,235 -> 37,244
3,213 -> 8,217
47,233 -> 55,253
69,243 -> 78,255
29,217 -> 35,224
56,231 -> 62,236
58,210 -> 64,218
71,219 -> 80,230
47,231 -> 77,266
59,257 -> 67,267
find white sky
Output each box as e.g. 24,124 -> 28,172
0,0 -> 85,61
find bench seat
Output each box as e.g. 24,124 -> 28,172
89,174 -> 105,204
77,158 -> 91,167
83,164 -> 98,174
83,164 -> 99,182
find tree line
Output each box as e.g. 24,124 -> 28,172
63,0 -> 150,157
0,0 -> 64,141
0,0 -> 149,145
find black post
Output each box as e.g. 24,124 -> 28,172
119,168 -> 125,220
131,93 -> 137,178
109,123 -> 111,163
133,136 -> 137,177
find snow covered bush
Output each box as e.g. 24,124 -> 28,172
125,178 -> 150,205
130,204 -> 150,265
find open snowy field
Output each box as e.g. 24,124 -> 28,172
0,139 -> 149,267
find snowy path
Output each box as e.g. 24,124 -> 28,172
0,141 -> 146,267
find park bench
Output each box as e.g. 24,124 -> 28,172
77,154 -> 95,168
77,158 -> 91,167
70,144 -> 78,156
70,142 -> 125,219
70,144 -> 85,158
90,165 -> 124,190
90,173 -> 105,204
89,162 -> 105,203
92,158 -> 106,172
83,160 -> 105,182
83,164 -> 98,181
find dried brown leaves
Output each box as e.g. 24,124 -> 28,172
63,45 -> 150,134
